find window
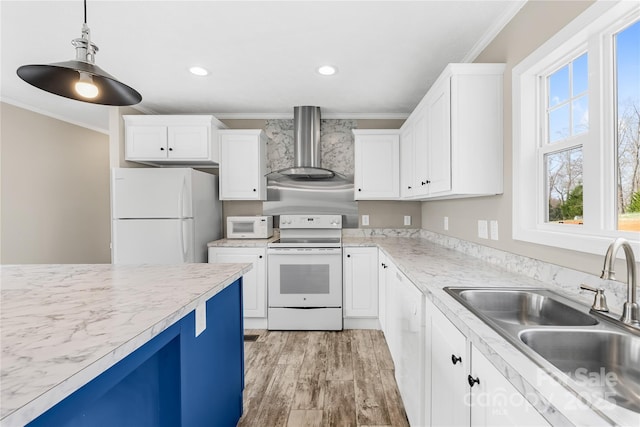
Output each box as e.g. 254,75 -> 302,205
543,53 -> 588,225
615,20 -> 640,232
513,1 -> 640,256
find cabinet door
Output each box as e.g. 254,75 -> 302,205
354,133 -> 400,200
412,107 -> 430,197
396,273 -> 425,426
384,263 -> 401,362
378,250 -> 388,331
426,78 -> 452,195
400,123 -> 415,198
168,126 -> 209,160
431,305 -> 470,427
126,126 -> 168,160
470,344 -> 549,426
208,247 -> 266,318
219,133 -> 266,200
423,297 -> 434,426
343,247 -> 378,318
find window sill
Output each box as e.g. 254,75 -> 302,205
513,225 -> 640,258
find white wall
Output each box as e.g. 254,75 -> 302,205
1,102 -> 111,263
420,1 -> 615,275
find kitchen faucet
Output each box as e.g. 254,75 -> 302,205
600,237 -> 639,325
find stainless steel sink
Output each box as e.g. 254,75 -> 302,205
444,286 -> 640,414
452,289 -> 598,326
520,329 -> 640,413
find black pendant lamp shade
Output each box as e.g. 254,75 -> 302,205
17,61 -> 141,106
16,1 -> 141,106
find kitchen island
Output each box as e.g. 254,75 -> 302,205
1,263 -> 251,427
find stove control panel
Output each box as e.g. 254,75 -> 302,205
279,214 -> 342,229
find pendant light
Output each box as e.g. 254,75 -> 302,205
17,0 -> 141,106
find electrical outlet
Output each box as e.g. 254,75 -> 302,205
404,215 -> 411,226
478,220 -> 488,239
490,220 -> 499,240
444,216 -> 449,231
361,215 -> 369,226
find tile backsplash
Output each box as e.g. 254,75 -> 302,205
264,119 -> 357,176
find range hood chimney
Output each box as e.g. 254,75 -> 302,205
276,106 -> 335,179
264,106 -> 357,227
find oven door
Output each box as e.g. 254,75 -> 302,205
267,247 -> 342,307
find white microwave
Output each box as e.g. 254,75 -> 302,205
226,216 -> 273,239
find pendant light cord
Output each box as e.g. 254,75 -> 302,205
83,0 -> 87,24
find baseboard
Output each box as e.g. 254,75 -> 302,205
244,318 -> 268,329
343,318 -> 381,330
245,317 -> 381,330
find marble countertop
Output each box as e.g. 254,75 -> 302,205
207,235 -> 278,247
343,236 -> 640,427
0,263 -> 252,426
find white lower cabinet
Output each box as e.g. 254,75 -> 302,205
430,299 -> 471,426
470,344 -> 549,426
343,247 -> 379,319
395,270 -> 425,426
428,298 -> 549,427
377,250 -> 389,331
208,247 -> 266,321
384,262 -> 401,362
382,260 -> 425,427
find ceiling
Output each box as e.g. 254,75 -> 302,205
1,1 -> 525,132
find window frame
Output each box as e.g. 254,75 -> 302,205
513,0 -> 640,257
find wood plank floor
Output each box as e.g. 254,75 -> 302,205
238,329 -> 409,427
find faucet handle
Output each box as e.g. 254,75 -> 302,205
580,284 -> 610,312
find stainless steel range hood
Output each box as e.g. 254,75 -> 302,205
264,106 -> 358,228
273,106 -> 336,179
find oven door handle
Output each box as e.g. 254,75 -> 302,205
267,247 -> 343,255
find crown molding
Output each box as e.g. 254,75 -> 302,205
1,97 -> 109,135
213,112 -> 410,120
461,0 -> 528,63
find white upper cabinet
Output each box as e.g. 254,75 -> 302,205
400,122 -> 416,198
399,63 -> 505,200
353,130 -> 400,200
400,104 -> 430,198
425,77 -> 452,195
219,130 -> 267,200
124,115 -> 225,166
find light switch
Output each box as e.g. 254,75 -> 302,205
361,215 -> 369,226
478,220 -> 488,239
490,220 -> 499,240
444,216 -> 449,231
404,215 -> 411,226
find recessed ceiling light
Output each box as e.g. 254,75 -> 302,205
317,65 -> 337,76
189,66 -> 209,76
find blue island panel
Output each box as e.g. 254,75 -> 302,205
27,279 -> 244,427
180,278 -> 244,427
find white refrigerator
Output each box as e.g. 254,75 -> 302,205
111,168 -> 222,264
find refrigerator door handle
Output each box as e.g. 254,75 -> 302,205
180,219 -> 189,262
179,175 -> 187,219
